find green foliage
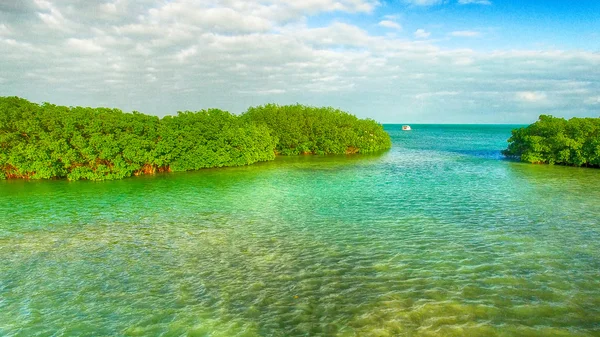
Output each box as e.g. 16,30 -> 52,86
241,104 -> 391,155
156,109 -> 276,172
0,97 -> 277,180
0,97 -> 390,180
503,115 -> 600,167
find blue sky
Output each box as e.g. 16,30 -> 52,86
320,0 -> 600,51
0,0 -> 599,123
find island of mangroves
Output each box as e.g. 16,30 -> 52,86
0,96 -> 391,180
1,96 -> 599,181
503,114 -> 600,168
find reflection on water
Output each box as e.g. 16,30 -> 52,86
1,125 -> 599,336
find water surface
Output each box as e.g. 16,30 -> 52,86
1,124 -> 599,336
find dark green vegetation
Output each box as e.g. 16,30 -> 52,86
503,115 -> 600,167
0,97 -> 391,180
241,104 -> 391,155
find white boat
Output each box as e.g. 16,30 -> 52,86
402,125 -> 412,131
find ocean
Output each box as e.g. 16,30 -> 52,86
1,124 -> 599,336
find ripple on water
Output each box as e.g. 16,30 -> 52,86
0,213 -> 599,337
1,125 -> 600,336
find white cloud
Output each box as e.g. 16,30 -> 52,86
35,0 -> 76,32
287,0 -> 380,13
405,0 -> 489,6
416,91 -> 461,99
238,89 -> 286,95
0,37 -> 41,53
0,0 -> 599,123
0,24 -> 11,36
379,20 -> 402,30
147,5 -> 273,33
450,30 -> 482,37
402,0 -> 446,6
294,22 -> 373,46
584,96 -> 600,105
458,0 -> 492,5
146,74 -> 157,83
175,46 -> 197,63
99,2 -> 118,14
516,91 -> 547,103
65,38 -> 104,53
453,56 -> 474,65
414,29 -> 431,39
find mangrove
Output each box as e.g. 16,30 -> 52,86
503,115 -> 600,167
0,97 -> 391,180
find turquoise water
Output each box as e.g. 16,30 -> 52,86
1,124 -> 600,336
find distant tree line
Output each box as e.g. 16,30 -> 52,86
0,97 -> 391,180
503,115 -> 600,167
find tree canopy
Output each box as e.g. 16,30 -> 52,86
502,115 -> 600,167
0,97 -> 391,180
241,104 -> 391,155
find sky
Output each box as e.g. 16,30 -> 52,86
0,0 -> 599,123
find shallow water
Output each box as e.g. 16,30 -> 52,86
1,124 -> 599,336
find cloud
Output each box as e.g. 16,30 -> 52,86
516,91 -> 547,103
450,30 -> 482,37
404,0 -> 489,6
0,1 -> 37,13
379,20 -> 402,30
65,38 -> 104,53
415,91 -> 461,99
289,0 -> 380,13
0,0 -> 599,123
293,22 -> 373,46
238,89 -> 286,95
584,96 -> 600,105
458,0 -> 492,5
36,2 -> 74,32
175,46 -> 198,63
414,29 -> 431,39
402,0 -> 446,6
0,24 -> 12,37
